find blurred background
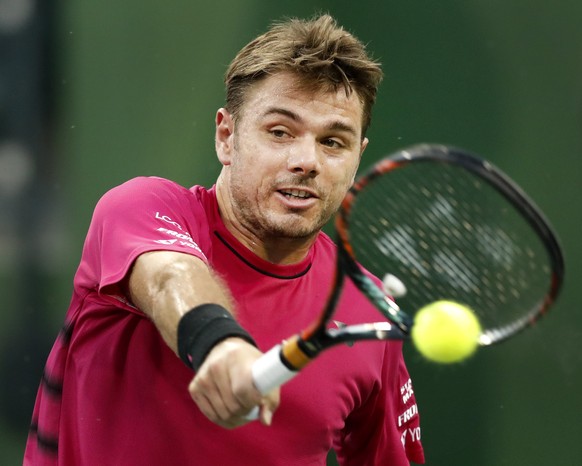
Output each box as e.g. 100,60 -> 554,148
1,0 -> 581,464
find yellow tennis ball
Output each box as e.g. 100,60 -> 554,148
411,300 -> 481,363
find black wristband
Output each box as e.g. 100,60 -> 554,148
177,304 -> 256,371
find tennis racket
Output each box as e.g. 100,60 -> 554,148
247,143 -> 564,416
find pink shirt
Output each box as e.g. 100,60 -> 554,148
25,177 -> 424,465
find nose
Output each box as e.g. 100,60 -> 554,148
286,142 -> 320,178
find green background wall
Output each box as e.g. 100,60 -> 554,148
2,0 -> 581,464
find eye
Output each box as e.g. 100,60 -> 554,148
321,138 -> 345,149
270,129 -> 288,138
267,126 -> 294,141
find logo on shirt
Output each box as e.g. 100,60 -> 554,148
155,227 -> 203,254
155,212 -> 185,231
154,239 -> 177,245
397,403 -> 418,427
153,212 -> 205,257
401,426 -> 422,446
400,378 -> 414,404
397,377 -> 421,448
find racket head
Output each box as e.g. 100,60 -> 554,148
337,143 -> 564,346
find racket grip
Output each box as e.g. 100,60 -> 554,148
244,344 -> 297,420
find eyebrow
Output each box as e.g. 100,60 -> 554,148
262,106 -> 359,137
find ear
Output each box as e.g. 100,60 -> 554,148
360,137 -> 369,159
215,108 -> 235,166
351,137 -> 369,183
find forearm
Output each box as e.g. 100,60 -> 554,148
128,250 -> 233,353
128,249 -> 278,427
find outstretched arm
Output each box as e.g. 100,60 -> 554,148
128,250 -> 279,428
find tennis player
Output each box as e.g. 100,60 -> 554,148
25,15 -> 424,465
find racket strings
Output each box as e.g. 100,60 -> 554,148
347,161 -> 552,335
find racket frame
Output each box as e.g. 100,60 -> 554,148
337,144 -> 564,346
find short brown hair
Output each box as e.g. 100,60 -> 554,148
225,14 -> 383,136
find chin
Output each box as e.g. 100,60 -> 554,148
268,217 -> 326,239
257,205 -> 331,237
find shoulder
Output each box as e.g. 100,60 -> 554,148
94,177 -> 211,212
102,176 -> 191,199
87,178 -> 217,238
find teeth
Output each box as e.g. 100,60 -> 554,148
283,189 -> 310,198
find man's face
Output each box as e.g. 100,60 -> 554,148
216,72 -> 368,244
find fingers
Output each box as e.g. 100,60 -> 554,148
189,360 -> 256,428
189,369 -> 248,429
259,390 -> 280,426
188,338 -> 280,429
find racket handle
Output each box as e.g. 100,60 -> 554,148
244,344 -> 297,420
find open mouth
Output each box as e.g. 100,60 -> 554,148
279,189 -> 313,199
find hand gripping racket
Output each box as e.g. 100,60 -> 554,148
247,143 -> 564,418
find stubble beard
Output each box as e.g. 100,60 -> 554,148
229,178 -> 336,241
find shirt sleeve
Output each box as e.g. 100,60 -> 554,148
76,177 -> 209,302
335,342 -> 425,466
395,356 -> 425,464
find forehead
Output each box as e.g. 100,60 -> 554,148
239,72 -> 365,133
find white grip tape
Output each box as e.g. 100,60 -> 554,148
244,344 -> 298,420
252,344 -> 297,394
